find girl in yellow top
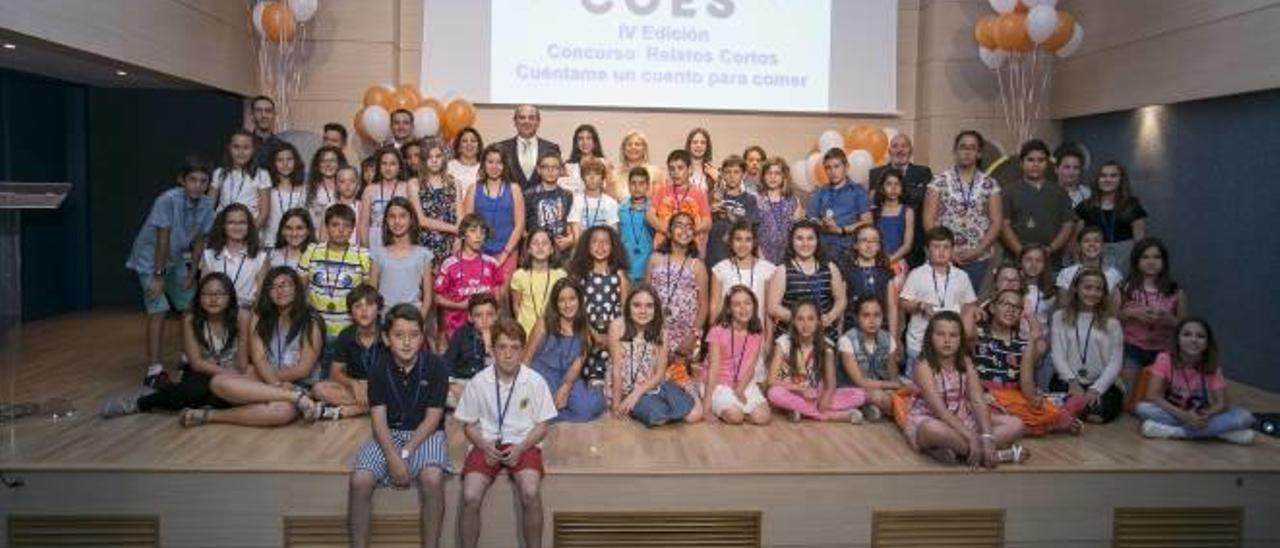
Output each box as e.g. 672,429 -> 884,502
509,227 -> 567,336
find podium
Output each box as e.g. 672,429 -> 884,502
1,183 -> 70,455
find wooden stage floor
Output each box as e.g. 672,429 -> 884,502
4,310 -> 1279,476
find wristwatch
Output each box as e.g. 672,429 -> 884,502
399,448 -> 410,460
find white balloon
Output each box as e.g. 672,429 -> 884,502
252,2 -> 267,35
847,149 -> 874,185
1056,23 -> 1084,58
361,105 -> 392,142
1022,0 -> 1057,7
989,0 -> 1018,15
1026,5 -> 1058,44
817,130 -> 844,154
412,106 -> 440,138
978,47 -> 1008,70
288,0 -> 319,22
790,158 -> 812,193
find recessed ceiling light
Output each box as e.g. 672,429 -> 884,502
115,69 -> 128,76
2,44 -> 16,50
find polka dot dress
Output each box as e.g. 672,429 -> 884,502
582,271 -> 622,381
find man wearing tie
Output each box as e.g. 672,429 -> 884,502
868,133 -> 933,267
497,105 -> 561,190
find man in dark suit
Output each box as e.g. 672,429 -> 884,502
495,104 -> 560,189
868,133 -> 933,268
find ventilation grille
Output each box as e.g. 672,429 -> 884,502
872,509 -> 1004,548
8,515 -> 159,548
555,511 -> 761,547
283,515 -> 419,548
1113,507 -> 1242,548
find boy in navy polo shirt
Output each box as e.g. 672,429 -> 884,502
443,292 -> 500,408
807,147 -> 872,260
310,284 -> 382,421
348,304 -> 450,548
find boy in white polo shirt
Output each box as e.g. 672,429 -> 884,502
454,318 -> 557,548
899,226 -> 977,375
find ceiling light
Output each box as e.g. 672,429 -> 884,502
2,44 -> 16,50
115,69 -> 128,76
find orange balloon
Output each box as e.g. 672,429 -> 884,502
1042,10 -> 1076,52
975,15 -> 999,49
994,13 -> 1033,52
395,85 -> 422,107
811,155 -> 829,186
363,85 -> 393,109
353,107 -> 371,141
261,1 -> 296,43
389,89 -> 418,111
843,125 -> 869,151
862,128 -> 889,164
442,98 -> 477,139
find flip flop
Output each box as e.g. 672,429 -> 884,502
996,444 -> 1031,464
179,408 -> 209,428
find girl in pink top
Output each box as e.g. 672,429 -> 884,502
703,286 -> 771,425
434,214 -> 504,342
1117,238 -> 1186,389
1135,318 -> 1254,444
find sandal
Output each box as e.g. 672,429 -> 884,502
293,391 -> 318,421
995,444 -> 1031,464
179,407 -> 209,428
313,403 -> 342,422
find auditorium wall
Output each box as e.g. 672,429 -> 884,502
288,0 -> 1055,169
1061,88 -> 1280,391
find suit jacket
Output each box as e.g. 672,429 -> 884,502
496,136 -> 561,189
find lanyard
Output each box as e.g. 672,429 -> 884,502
386,352 -> 424,426
495,367 -> 519,444
584,195 -> 602,228
795,342 -> 817,387
626,339 -> 648,394
323,246 -> 352,302
663,254 -> 690,312
729,328 -> 749,385
378,181 -> 402,210
277,186 -> 299,214
1074,315 -> 1097,376
791,258 -> 821,304
625,204 -> 648,252
672,184 -> 691,214
273,323 -> 290,368
1177,366 -> 1208,409
859,265 -> 878,296
936,368 -> 962,413
955,169 -> 978,210
931,266 -> 952,308
480,180 -> 504,231
221,251 -> 247,289
204,322 -> 229,364
528,268 -> 553,322
734,258 -> 756,290
225,170 -> 244,208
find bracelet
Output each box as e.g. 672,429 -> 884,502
980,433 -> 995,440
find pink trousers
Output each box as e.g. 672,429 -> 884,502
767,386 -> 866,421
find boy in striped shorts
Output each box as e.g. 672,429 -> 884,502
348,304 -> 450,548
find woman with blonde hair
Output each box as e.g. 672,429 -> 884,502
612,129 -> 664,200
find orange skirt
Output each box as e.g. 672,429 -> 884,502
986,388 -> 1071,436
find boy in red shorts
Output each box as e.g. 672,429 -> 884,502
454,318 -> 557,548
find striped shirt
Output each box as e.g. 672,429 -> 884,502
298,242 -> 372,338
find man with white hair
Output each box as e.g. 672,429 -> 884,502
869,133 -> 933,267
495,105 -> 561,189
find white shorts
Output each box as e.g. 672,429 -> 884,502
710,383 -> 767,417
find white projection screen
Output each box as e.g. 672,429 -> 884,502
422,0 -> 898,114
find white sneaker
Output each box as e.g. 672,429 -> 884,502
1141,419 -> 1186,439
848,408 -> 864,425
1219,429 -> 1255,445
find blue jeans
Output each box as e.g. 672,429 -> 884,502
958,259 -> 990,294
1135,402 -> 1254,439
630,381 -> 695,426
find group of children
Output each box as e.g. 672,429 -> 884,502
118,123 -> 1258,547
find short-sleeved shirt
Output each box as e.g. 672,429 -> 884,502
211,167 -> 272,219
806,180 -> 871,253
126,187 -> 215,274
333,324 -> 379,380
651,183 -> 711,243
200,246 -> 267,307
619,199 -> 653,283
453,365 -> 558,446
434,253 -> 504,339
371,245 -> 433,309
1003,179 -> 1076,248
443,323 -> 491,380
706,191 -> 760,268
1075,200 -> 1149,243
524,184 -> 574,238
1148,352 -> 1226,412
928,167 -> 1001,261
772,334 -> 833,388
704,325 -> 763,386
900,264 -> 977,354
297,242 -> 373,338
509,267 -> 568,336
368,348 -> 449,431
568,193 -> 620,229
974,325 -> 1029,389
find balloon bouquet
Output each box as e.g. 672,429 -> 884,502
974,0 -> 1084,148
353,85 -> 477,146
793,125 -> 893,194
250,0 -> 320,130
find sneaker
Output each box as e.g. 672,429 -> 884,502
144,369 -> 173,390
848,408 -> 864,424
101,396 -> 140,419
861,404 -> 883,422
1141,419 -> 1186,439
1219,429 -> 1255,445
